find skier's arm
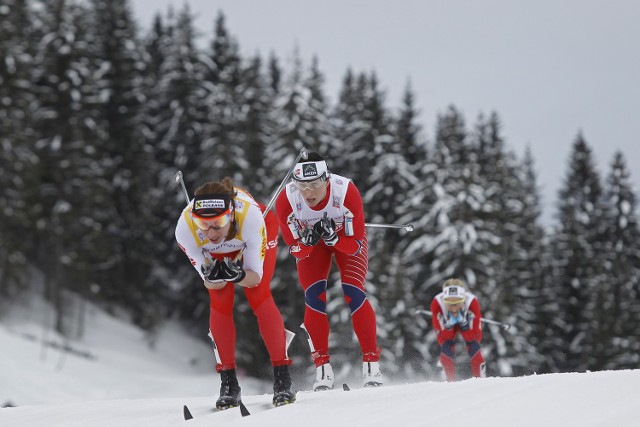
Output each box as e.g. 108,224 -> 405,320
468,298 -> 483,342
232,204 -> 265,288
431,298 -> 456,344
430,298 -> 444,331
330,181 -> 366,255
175,211 -> 207,281
275,189 -> 314,259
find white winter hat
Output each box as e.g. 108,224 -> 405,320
443,285 -> 466,304
442,278 -> 466,290
292,160 -> 328,181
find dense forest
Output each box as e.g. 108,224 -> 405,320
1,0 -> 639,381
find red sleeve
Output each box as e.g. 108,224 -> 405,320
275,189 -> 295,245
274,188 -> 314,259
430,298 -> 443,332
432,297 -> 456,344
331,181 -> 366,255
468,298 -> 483,342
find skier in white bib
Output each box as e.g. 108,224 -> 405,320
275,152 -> 383,390
431,278 -> 486,381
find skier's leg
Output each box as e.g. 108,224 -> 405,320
461,329 -> 485,377
296,245 -> 333,367
208,284 -> 236,372
465,338 -> 486,378
244,210 -> 290,366
334,240 -> 380,362
439,339 -> 457,381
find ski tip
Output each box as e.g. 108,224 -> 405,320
183,405 -> 193,420
342,383 -> 350,391
239,401 -> 251,417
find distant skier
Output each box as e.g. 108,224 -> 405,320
275,151 -> 383,390
175,178 -> 295,408
431,279 -> 486,381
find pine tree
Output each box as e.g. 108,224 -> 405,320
267,52 -> 281,94
597,152 -> 640,369
237,54 -> 273,199
327,69 -> 353,174
547,133 -> 605,372
396,80 -> 427,164
90,0 -> 162,329
368,81 -> 427,378
306,56 -> 334,156
425,106 -> 493,286
207,12 -> 241,86
198,11 -> 244,183
139,6 -> 215,337
494,145 -> 548,375
404,107 -> 505,377
269,48 -> 327,159
468,113 -> 534,375
143,14 -> 168,83
0,0 -> 37,299
364,83 -> 419,228
27,0 -> 120,335
346,72 -> 392,193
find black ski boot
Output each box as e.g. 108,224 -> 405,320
272,365 -> 296,407
216,369 -> 241,410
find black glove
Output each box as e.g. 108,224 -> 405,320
313,214 -> 339,246
219,257 -> 246,283
300,227 -> 320,247
458,311 -> 471,331
201,258 -> 224,282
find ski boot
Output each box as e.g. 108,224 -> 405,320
272,365 -> 296,407
216,369 -> 241,410
313,363 -> 334,391
363,361 -> 383,387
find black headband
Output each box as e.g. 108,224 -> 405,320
192,194 -> 232,217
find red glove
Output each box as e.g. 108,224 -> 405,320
289,243 -> 313,260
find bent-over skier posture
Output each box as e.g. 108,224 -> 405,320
275,151 -> 383,390
175,178 -> 295,408
431,279 -> 486,381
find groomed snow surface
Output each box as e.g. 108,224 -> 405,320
1,297 -> 637,427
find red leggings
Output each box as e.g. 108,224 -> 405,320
208,209 -> 290,372
439,328 -> 485,381
296,239 -> 380,367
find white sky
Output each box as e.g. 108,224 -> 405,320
130,0 -> 640,224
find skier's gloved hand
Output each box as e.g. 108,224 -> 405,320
449,313 -> 461,329
313,214 -> 339,246
201,258 -> 224,282
462,311 -> 476,331
441,313 -> 455,330
219,257 -> 246,283
458,310 -> 470,331
300,227 -> 321,247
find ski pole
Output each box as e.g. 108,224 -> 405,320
365,223 -> 414,232
300,323 -> 316,352
414,308 -> 511,330
263,147 -> 309,218
175,170 -> 190,205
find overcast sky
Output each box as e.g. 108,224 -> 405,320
131,0 -> 640,224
